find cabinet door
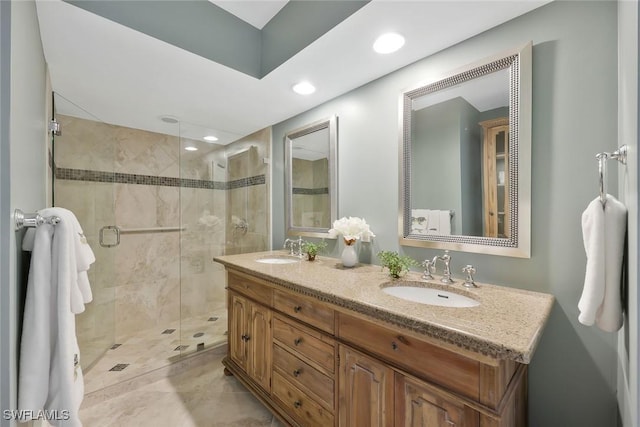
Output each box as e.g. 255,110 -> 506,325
248,302 -> 272,391
229,292 -> 249,370
480,118 -> 509,238
396,374 -> 478,427
339,345 -> 394,427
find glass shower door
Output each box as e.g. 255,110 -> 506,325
178,123 -> 228,355
52,93 -> 117,371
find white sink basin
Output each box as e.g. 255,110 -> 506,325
256,256 -> 300,265
382,284 -> 480,308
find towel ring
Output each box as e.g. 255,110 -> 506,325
596,145 -> 627,207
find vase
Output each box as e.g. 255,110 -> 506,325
341,238 -> 358,268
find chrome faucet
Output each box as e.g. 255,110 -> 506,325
283,237 -> 305,257
283,238 -> 295,255
432,250 -> 454,284
421,259 -> 434,280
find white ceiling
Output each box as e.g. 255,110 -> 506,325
209,0 -> 289,29
36,0 -> 549,145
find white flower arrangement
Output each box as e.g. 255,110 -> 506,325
328,216 -> 375,243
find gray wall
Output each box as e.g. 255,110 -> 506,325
273,2 -> 620,426
617,1 -> 639,426
0,1 -> 48,422
412,98 -> 463,234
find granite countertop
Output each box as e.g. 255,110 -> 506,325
213,251 -> 555,364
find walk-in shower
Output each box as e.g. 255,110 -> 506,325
51,93 -> 271,393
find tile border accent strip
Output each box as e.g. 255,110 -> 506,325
292,187 -> 329,195
55,167 -> 265,190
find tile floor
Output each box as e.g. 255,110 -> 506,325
80,346 -> 285,427
83,312 -> 228,394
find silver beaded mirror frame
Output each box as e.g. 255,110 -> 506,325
399,42 -> 531,258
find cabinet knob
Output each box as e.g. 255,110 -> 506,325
294,338 -> 303,346
391,341 -> 398,351
241,334 -> 250,342
293,400 -> 302,408
293,369 -> 302,377
293,306 -> 302,313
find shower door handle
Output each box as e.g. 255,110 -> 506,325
99,225 -> 121,248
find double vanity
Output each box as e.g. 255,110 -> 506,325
214,251 -> 554,427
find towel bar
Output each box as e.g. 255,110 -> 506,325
14,209 -> 61,231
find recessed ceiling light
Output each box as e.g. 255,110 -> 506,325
184,146 -> 198,151
292,81 -> 316,95
373,32 -> 405,54
160,115 -> 179,124
203,135 -> 218,142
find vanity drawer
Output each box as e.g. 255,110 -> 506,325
273,315 -> 335,374
228,271 -> 273,305
337,312 -> 480,400
274,289 -> 335,334
272,370 -> 335,427
273,343 -> 334,410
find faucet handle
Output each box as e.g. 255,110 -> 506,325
462,265 -> 478,288
421,260 -> 434,280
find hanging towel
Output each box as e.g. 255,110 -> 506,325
438,210 -> 452,235
578,195 -> 627,332
426,210 -> 440,234
411,209 -> 430,234
18,208 -> 95,427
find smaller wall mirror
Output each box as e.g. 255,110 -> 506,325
285,115 -> 338,238
399,43 -> 531,257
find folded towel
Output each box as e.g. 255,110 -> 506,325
578,195 -> 627,332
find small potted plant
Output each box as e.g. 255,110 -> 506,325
377,251 -> 418,278
302,241 -> 327,261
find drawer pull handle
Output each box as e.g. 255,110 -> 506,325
294,338 -> 303,346
293,369 -> 302,377
391,341 -> 398,351
293,306 -> 302,313
293,400 -> 302,408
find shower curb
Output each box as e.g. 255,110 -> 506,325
81,343 -> 227,409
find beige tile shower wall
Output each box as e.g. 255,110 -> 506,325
225,128 -> 270,255
179,139 -> 228,320
55,115 -> 185,345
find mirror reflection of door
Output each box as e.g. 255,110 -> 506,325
291,127 -> 331,229
480,118 -> 509,238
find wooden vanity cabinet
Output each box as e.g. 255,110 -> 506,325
395,374 -> 479,427
223,269 -> 527,427
338,345 -> 394,427
228,291 -> 272,392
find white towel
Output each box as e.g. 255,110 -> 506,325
426,209 -> 440,234
578,195 -> 627,332
18,207 -> 95,426
411,209 -> 429,234
438,210 -> 451,235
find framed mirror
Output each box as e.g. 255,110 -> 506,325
285,115 -> 338,238
399,42 -> 531,257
